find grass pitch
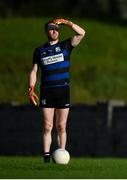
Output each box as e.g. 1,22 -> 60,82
1,156 -> 127,178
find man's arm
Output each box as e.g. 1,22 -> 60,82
29,64 -> 38,87
53,18 -> 86,47
29,64 -> 39,106
71,23 -> 85,47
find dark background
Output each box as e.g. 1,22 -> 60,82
0,0 -> 127,21
0,102 -> 127,157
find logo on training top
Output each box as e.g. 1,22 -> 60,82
55,47 -> 61,52
41,51 -> 46,55
41,53 -> 64,65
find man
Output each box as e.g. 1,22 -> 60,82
29,18 -> 85,163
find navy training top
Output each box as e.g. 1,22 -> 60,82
33,38 -> 74,88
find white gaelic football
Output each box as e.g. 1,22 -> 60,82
52,148 -> 70,164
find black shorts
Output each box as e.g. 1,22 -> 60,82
40,86 -> 70,108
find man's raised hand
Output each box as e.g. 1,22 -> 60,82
53,18 -> 73,28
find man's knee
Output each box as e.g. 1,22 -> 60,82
44,121 -> 53,133
56,123 -> 66,133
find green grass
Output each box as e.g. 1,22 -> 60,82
1,156 -> 127,178
1,17 -> 127,104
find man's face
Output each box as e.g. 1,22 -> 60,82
46,23 -> 59,41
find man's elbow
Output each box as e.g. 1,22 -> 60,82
79,30 -> 85,41
82,29 -> 86,38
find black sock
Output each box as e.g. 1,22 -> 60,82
43,152 -> 50,163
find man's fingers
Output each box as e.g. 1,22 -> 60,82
53,18 -> 65,25
29,93 -> 38,106
31,96 -> 38,106
53,18 -> 73,28
33,92 -> 39,101
28,89 -> 39,106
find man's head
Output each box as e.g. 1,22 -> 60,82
45,21 -> 59,41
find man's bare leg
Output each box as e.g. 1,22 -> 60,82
55,108 -> 69,149
42,108 -> 55,162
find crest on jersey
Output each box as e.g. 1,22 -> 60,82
55,47 -> 61,52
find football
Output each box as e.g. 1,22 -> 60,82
52,148 -> 70,164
